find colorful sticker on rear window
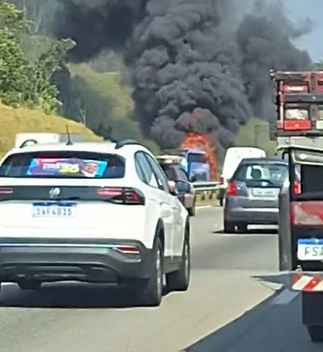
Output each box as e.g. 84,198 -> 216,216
26,158 -> 108,177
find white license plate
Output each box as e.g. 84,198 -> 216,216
252,188 -> 276,196
32,202 -> 76,217
297,239 -> 323,260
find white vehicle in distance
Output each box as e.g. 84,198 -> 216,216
0,138 -> 191,307
217,147 -> 267,206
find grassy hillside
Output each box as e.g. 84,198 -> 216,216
0,103 -> 101,158
68,63 -> 134,120
235,117 -> 276,156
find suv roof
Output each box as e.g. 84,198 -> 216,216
2,140 -> 153,160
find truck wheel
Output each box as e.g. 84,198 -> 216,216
224,221 -> 235,233
307,325 -> 323,342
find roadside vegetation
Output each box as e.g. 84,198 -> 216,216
0,103 -> 101,158
0,0 -> 159,156
235,118 -> 276,155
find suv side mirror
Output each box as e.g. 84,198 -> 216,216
175,180 -> 191,194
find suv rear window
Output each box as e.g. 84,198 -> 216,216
0,151 -> 125,179
233,162 -> 288,185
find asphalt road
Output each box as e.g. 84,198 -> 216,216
0,206 -> 319,352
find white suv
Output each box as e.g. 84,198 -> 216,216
0,139 -> 190,306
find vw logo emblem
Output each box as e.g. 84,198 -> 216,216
49,187 -> 60,199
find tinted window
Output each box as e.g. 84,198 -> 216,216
135,152 -> 158,187
0,151 -> 125,179
187,152 -> 206,163
301,164 -> 323,192
233,162 -> 288,185
135,157 -> 146,183
145,153 -> 169,191
159,164 -> 177,180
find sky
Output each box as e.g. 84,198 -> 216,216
283,0 -> 323,61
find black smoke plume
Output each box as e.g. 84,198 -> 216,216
53,0 -> 312,157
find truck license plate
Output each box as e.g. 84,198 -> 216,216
297,239 -> 323,260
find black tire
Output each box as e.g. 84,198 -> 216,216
18,280 -> 42,290
307,325 -> 323,342
135,238 -> 163,307
188,205 -> 196,217
224,220 -> 235,233
219,197 -> 223,206
236,223 -> 248,233
166,234 -> 190,291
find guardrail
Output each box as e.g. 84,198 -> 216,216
193,181 -> 221,204
193,181 -> 220,191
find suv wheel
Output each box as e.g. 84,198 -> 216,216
18,280 -> 42,290
166,234 -> 190,291
224,220 -> 235,233
135,238 -> 163,307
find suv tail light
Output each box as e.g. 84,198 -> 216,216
0,187 -> 13,195
0,187 -> 14,200
227,181 -> 237,196
220,175 -> 224,184
97,187 -> 145,205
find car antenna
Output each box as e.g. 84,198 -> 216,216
66,125 -> 73,145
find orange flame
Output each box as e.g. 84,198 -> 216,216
180,133 -> 218,180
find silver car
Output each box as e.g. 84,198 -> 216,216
223,158 -> 289,233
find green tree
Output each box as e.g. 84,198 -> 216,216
0,27 -> 31,106
7,0 -> 58,33
0,0 -> 75,113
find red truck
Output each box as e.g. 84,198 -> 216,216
272,70 -> 323,342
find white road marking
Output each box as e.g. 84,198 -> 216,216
196,205 -> 213,210
271,288 -> 299,305
213,233 -> 277,238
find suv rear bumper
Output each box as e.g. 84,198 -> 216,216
225,207 -> 279,224
0,238 -> 153,283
